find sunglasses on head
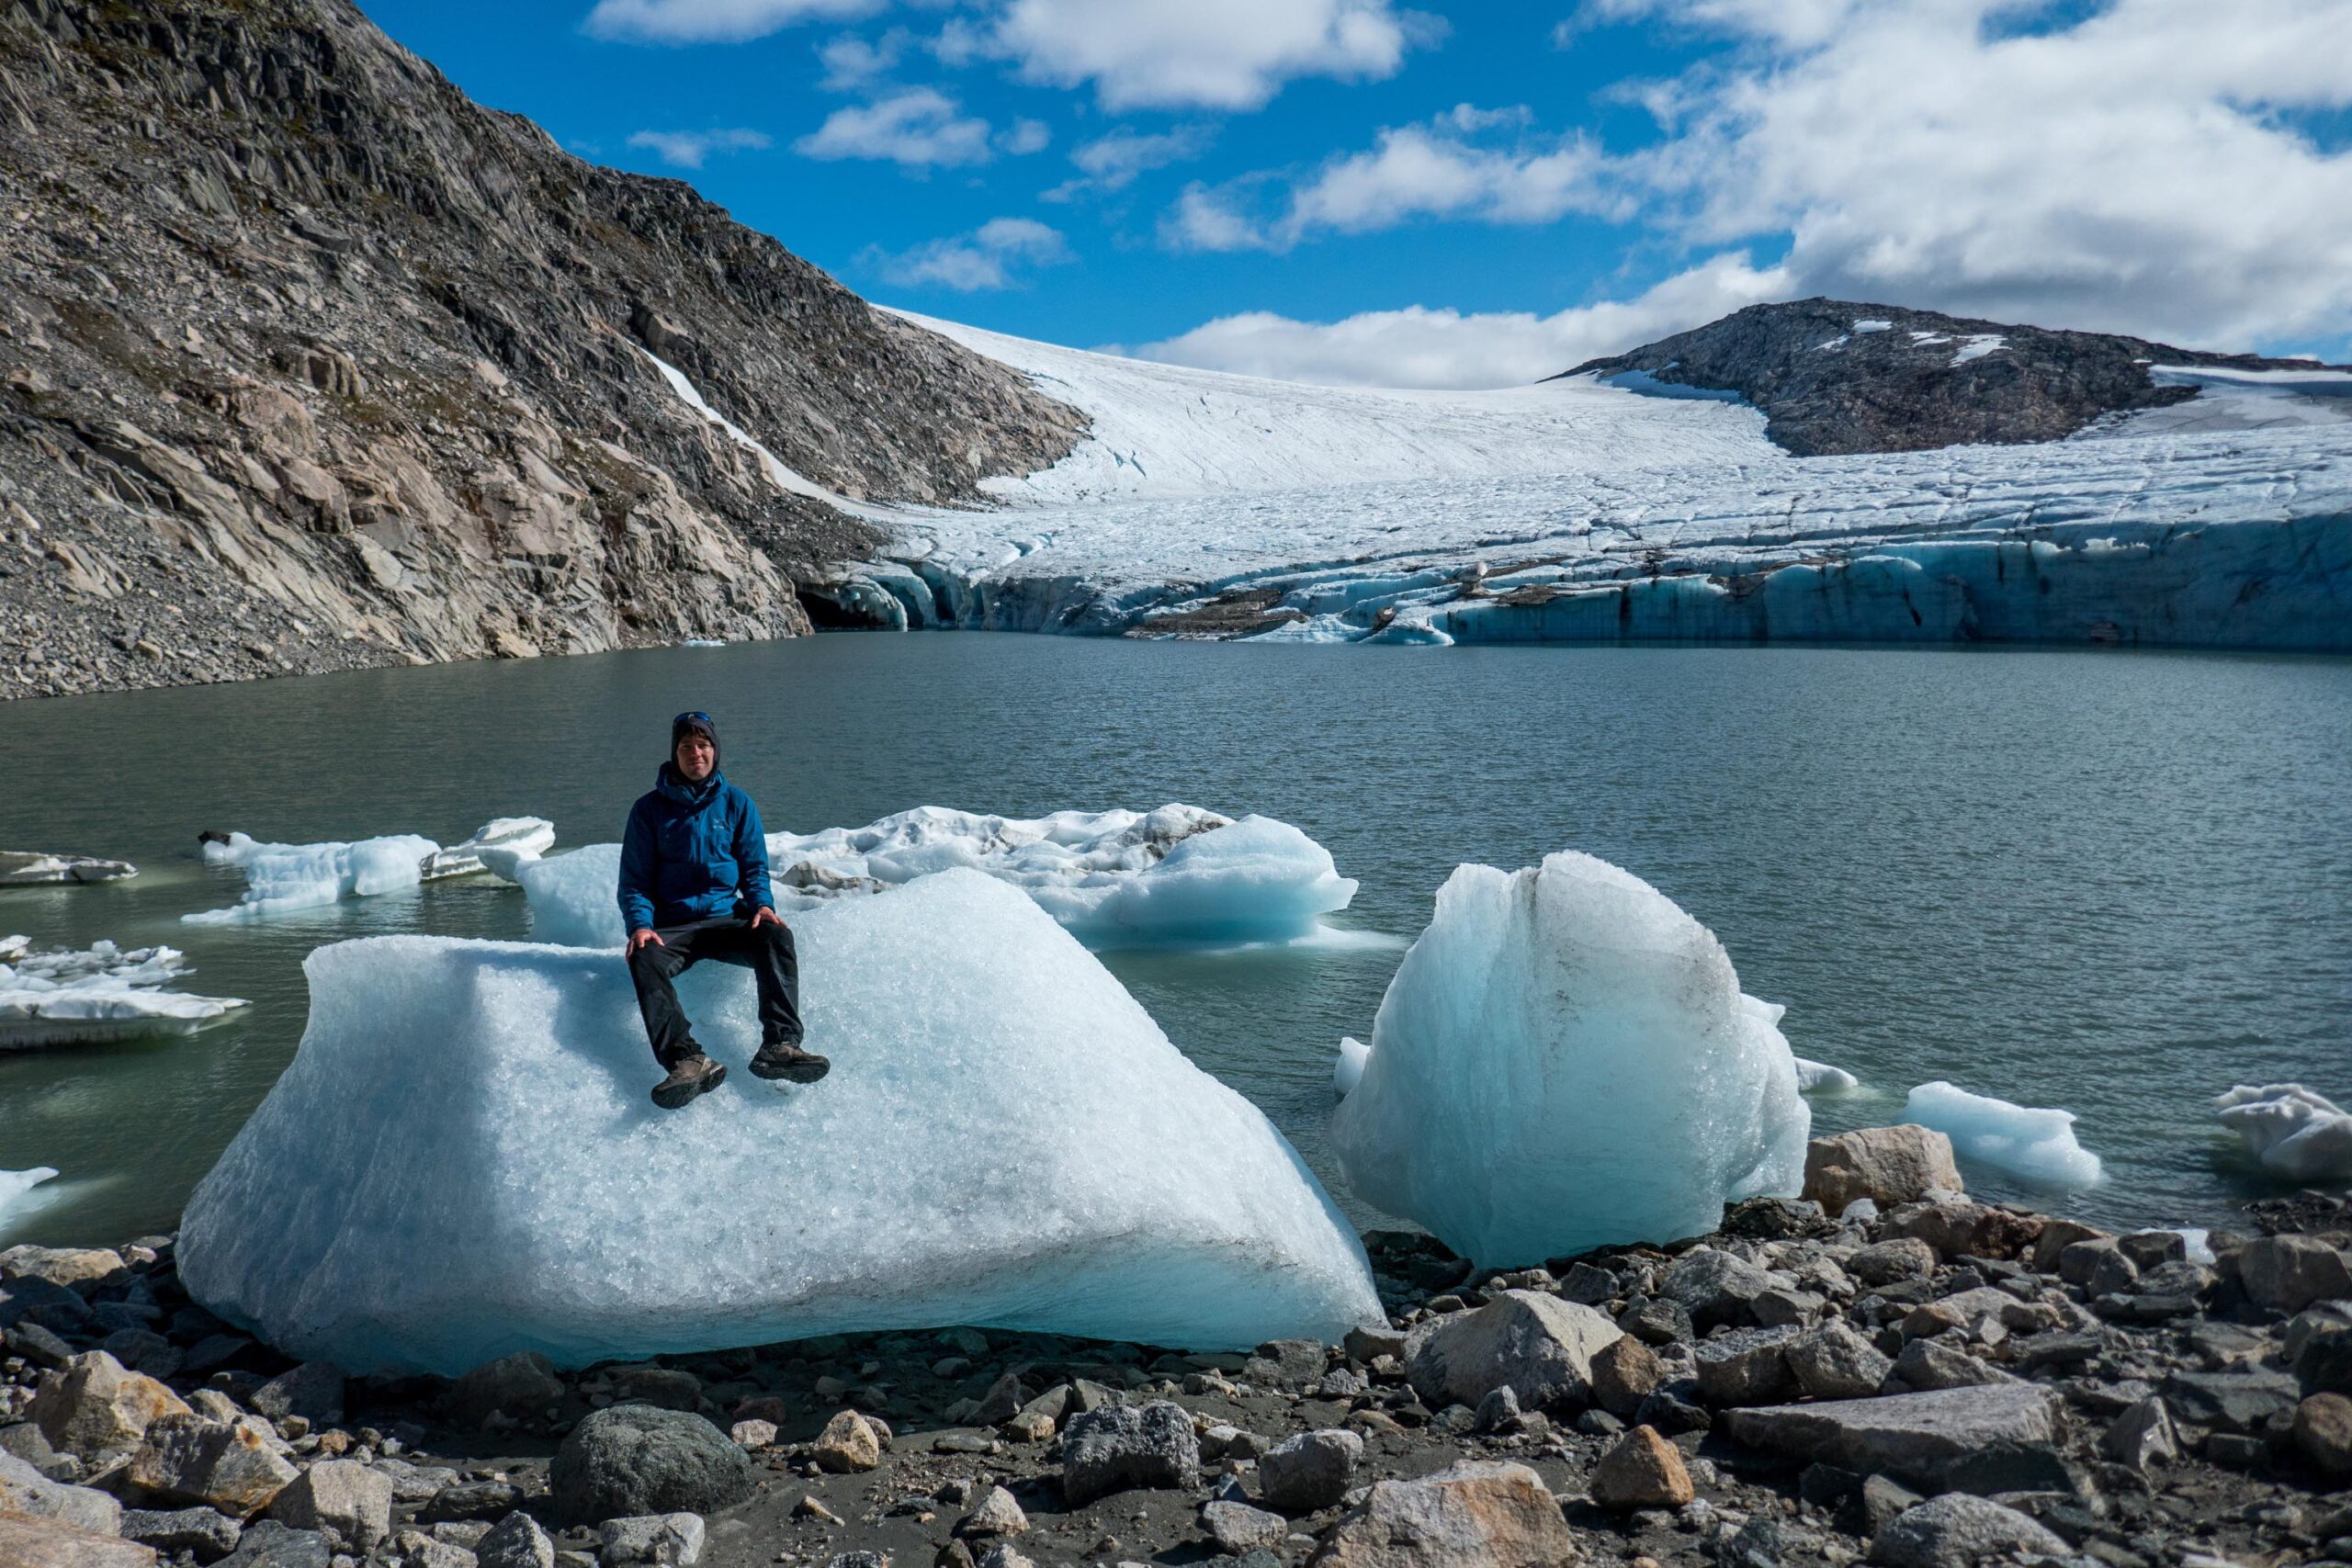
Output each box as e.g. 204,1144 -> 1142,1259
673,711 -> 713,728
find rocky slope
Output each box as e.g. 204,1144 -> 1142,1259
0,0 -> 1084,700
1565,299 -> 2340,456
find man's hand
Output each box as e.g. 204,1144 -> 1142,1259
751,906 -> 785,931
627,927 -> 664,955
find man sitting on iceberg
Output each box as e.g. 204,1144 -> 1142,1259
622,711 -> 828,1108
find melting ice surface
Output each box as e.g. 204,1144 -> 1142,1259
2215,1084 -> 2352,1181
1329,851 -> 1809,1266
0,1166 -> 60,1233
177,871 -> 1382,1374
515,805 -> 1356,951
187,817 -> 552,922
1903,1080 -> 2104,1190
0,934 -> 246,1049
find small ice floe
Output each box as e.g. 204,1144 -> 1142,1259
1333,1035 -> 1369,1099
0,851 -> 138,885
1794,1056 -> 1860,1093
188,817 -> 554,923
1902,1080 -> 2103,1189
1,937 -> 246,1050
1329,850 -> 1809,1266
678,638 -> 727,648
2214,1083 -> 2352,1181
518,805 -> 1355,952
0,1166 -> 60,1231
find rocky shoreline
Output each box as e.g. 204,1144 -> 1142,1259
5,1131 -> 2350,1568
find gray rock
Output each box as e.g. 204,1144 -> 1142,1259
1257,1428 -> 1363,1513
0,1445 -> 123,1533
422,1480 -> 526,1523
1617,1296 -> 1694,1346
1243,1339 -> 1327,1388
1724,1383 -> 2064,1490
1060,1400 -> 1200,1505
595,1512 -> 704,1567
1888,1337 -> 2017,1393
2058,1236 -> 2127,1288
126,1415 -> 300,1517
549,1405 -> 752,1527
121,1506 -> 243,1562
450,1352 -> 565,1427
2295,1392 -> 2352,1477
268,1458 -> 392,1554
1800,1126 -> 1963,1212
2160,1368 -> 2301,1433
246,1363 -> 344,1428
218,1519 -> 332,1568
1342,1325 -> 1407,1363
102,1328 -> 181,1380
1556,1263 -> 1619,1306
0,1277 -> 92,1335
1404,1290 -> 1623,1410
1201,1499 -> 1288,1553
2239,1235 -> 2352,1314
1694,1326 -> 1799,1406
0,1418 -> 79,1480
3,1320 -> 75,1371
2099,1397 -> 2179,1470
955,1485 -> 1029,1539
1868,1493 -> 2068,1568
1308,1461 -> 1575,1568
1658,1248 -> 1774,1330
1849,1239 -> 1938,1287
1787,1322 -> 1894,1402
31,1349 -> 192,1461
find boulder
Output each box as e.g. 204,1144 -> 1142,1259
246,1363 -> 343,1428
1404,1290 -> 1622,1410
1060,1401 -> 1199,1505
1657,1248 -> 1774,1330
1589,1426 -> 1694,1509
812,1411 -> 882,1473
2293,1393 -> 2352,1477
1801,1127 -> 1962,1213
1888,1338 -> 2017,1393
955,1485 -> 1029,1539
119,1506 -> 243,1561
1201,1500 -> 1288,1553
1694,1326 -> 1799,1406
595,1512 -> 705,1567
1881,1201 -> 2040,1263
449,1351 -> 564,1427
549,1404 -> 752,1527
1868,1494 -> 2067,1568
1724,1383 -> 2064,1491
267,1459 -> 392,1553
2238,1235 -> 2352,1314
1786,1322 -> 1894,1402
2160,1369 -> 2301,1434
214,1519 -> 329,1567
0,1447 -> 123,1533
1849,1239 -> 1937,1287
475,1510 -> 558,1568
31,1350 -> 192,1461
1306,1461 -> 1576,1568
1588,1334 -> 1665,1418
2029,1219 -> 2109,1274
127,1415 -> 300,1517
0,1245 -> 127,1291
0,1514 -> 158,1568
1257,1428 -> 1363,1513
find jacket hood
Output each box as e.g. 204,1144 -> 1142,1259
656,762 -> 727,807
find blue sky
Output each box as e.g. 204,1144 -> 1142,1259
365,0 -> 2352,387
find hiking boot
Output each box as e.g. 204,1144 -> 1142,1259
749,1039 -> 831,1083
651,1053 -> 727,1109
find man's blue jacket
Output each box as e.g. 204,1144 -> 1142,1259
616,764 -> 775,931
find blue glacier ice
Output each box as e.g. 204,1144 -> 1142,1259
1329,851 -> 1809,1266
177,871 -> 1382,1375
1903,1080 -> 2104,1189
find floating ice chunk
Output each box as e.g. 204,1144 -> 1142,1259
1902,1081 -> 2103,1189
177,870 -> 1382,1374
0,851 -> 136,884
1329,851 -> 1809,1266
0,937 -> 246,1049
0,1167 -> 59,1232
424,818 -> 557,882
189,830 -> 440,922
1794,1057 -> 1860,1093
1334,1036 -> 1369,1099
2214,1083 -> 2352,1180
518,805 -> 1356,952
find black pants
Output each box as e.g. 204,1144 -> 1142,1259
627,915 -> 801,1068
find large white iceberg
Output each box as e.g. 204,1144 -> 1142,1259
178,870 -> 1382,1374
2215,1083 -> 2352,1181
515,804 -> 1356,951
1902,1081 -> 2103,1190
1,936 -> 247,1049
187,817 -> 554,923
1329,851 -> 1809,1267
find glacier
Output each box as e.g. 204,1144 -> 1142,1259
516,804 -> 1356,951
1328,851 -> 1809,1266
1903,1081 -> 2104,1189
187,817 -> 553,923
0,934 -> 246,1049
176,870 -> 1383,1375
804,316 -> 2351,652
2215,1083 -> 2352,1181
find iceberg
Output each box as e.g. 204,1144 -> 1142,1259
0,1166 -> 59,1233
1794,1056 -> 1860,1093
177,870 -> 1383,1375
1902,1081 -> 2103,1189
516,805 -> 1356,952
0,850 -> 137,884
1333,1036 -> 1369,1099
188,816 -> 552,923
1328,851 -> 1809,1267
2214,1083 -> 2352,1181
0,936 -> 246,1049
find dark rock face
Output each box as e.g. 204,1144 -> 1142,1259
1566,298 -> 2336,457
548,1403 -> 753,1526
0,0 -> 1085,698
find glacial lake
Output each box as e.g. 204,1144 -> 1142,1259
2,633 -> 2346,1248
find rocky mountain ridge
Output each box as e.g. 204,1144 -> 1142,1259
0,0 -> 1085,700
1566,298 -> 2342,456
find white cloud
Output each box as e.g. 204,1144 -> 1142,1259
794,86 -> 995,168
585,0 -> 876,44
997,118 -> 1053,156
1044,126 -> 1216,201
1136,252 -> 1791,388
865,216 -> 1075,290
624,127 -> 773,168
815,29 -> 907,90
989,0 -> 1435,111
1164,107 -> 1617,251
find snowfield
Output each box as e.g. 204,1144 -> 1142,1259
804,312 -> 2352,650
